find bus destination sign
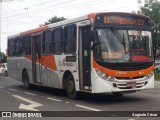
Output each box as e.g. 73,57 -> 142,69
96,14 -> 151,26
104,16 -> 144,26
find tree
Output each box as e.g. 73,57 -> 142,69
0,52 -> 7,63
138,0 -> 160,60
40,16 -> 66,26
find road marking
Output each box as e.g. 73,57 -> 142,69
12,95 -> 42,111
65,102 -> 70,104
75,104 -> 101,111
47,97 -> 62,102
24,92 -> 36,96
8,88 -> 18,92
0,86 -> 4,88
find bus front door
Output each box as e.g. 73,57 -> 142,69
79,26 -> 91,91
32,33 -> 42,84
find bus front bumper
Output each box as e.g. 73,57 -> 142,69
91,75 -> 154,93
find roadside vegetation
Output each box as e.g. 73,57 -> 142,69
155,72 -> 160,81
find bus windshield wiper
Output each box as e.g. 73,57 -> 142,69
122,33 -> 126,53
111,27 -> 126,53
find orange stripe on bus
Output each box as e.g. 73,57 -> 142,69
26,54 -> 57,70
93,59 -> 154,78
41,55 -> 57,70
26,56 -> 32,61
20,26 -> 48,35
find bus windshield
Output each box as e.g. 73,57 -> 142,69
94,28 -> 153,63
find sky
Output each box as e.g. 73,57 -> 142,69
0,0 -> 142,53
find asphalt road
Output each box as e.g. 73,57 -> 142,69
0,76 -> 160,120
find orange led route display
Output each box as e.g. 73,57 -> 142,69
104,16 -> 144,26
96,14 -> 151,27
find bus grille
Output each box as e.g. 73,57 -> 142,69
108,65 -> 150,71
95,60 -> 153,71
113,81 -> 147,89
115,76 -> 145,80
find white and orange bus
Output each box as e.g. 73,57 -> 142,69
7,12 -> 154,99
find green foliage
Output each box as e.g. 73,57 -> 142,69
40,16 -> 66,26
138,0 -> 160,60
0,52 -> 7,63
155,72 -> 160,81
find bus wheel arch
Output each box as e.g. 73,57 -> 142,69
22,69 -> 30,89
62,71 -> 78,99
62,70 -> 72,89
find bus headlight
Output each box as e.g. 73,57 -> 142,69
109,77 -> 115,81
146,71 -> 154,79
95,68 -> 108,80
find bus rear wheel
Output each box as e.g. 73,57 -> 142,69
66,75 -> 78,99
22,70 -> 30,90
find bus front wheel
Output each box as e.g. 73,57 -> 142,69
22,70 -> 30,90
66,75 -> 78,99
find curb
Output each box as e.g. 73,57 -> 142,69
155,80 -> 160,84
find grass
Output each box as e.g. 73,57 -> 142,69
155,72 -> 160,81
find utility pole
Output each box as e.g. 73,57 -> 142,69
0,0 -> 14,61
0,0 -> 2,55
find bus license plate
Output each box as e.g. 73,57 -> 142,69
127,82 -> 136,88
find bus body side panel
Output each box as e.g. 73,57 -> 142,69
28,54 -> 62,89
58,54 -> 79,90
41,65 -> 61,89
45,55 -> 62,89
7,57 -> 33,83
7,55 -> 62,89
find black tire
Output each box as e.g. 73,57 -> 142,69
5,71 -> 8,76
22,70 -> 30,90
66,75 -> 78,99
112,92 -> 123,96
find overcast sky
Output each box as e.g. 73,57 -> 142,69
0,0 -> 141,52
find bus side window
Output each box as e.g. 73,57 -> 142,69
12,38 -> 16,57
17,37 -> 23,56
42,30 -> 51,55
19,37 -> 23,56
23,35 -> 31,56
8,38 -> 15,57
52,28 -> 63,54
15,37 -> 23,57
64,25 -> 76,54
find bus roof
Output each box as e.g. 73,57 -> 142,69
8,12 -> 151,39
